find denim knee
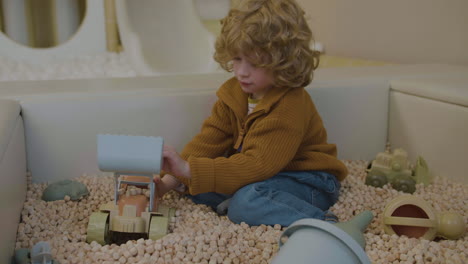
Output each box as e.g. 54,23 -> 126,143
227,184 -> 263,225
226,171 -> 341,226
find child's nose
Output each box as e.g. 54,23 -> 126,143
238,61 -> 251,76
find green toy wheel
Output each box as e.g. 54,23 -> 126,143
149,207 -> 175,240
86,212 -> 109,245
149,215 -> 169,240
391,176 -> 416,193
365,173 -> 388,188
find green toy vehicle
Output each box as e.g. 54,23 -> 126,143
366,147 -> 431,193
86,134 -> 175,245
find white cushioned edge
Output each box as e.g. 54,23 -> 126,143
0,117 -> 27,263
0,99 -> 21,161
390,72 -> 468,107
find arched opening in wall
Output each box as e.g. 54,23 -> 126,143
0,0 -> 86,48
193,0 -> 231,36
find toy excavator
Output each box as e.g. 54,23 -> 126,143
86,134 -> 175,245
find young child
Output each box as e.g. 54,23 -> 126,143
155,0 -> 348,226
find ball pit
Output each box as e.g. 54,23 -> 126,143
15,161 -> 467,264
3,54 -> 466,263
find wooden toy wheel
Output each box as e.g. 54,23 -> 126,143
149,207 -> 175,240
149,215 -> 169,241
391,176 -> 416,193
86,212 -> 109,245
366,173 -> 387,187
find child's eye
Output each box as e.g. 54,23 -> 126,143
233,57 -> 241,61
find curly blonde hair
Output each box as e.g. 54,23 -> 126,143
214,0 -> 319,89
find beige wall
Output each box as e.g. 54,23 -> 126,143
296,0 -> 468,66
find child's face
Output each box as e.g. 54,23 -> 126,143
232,54 -> 274,100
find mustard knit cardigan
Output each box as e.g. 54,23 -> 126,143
176,77 -> 348,195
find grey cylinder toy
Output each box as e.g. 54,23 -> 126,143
272,211 -> 373,264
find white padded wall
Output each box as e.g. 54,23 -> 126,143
0,119 -> 26,264
308,79 -> 389,160
20,90 -> 217,183
388,91 -> 468,183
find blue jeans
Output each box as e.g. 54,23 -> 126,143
189,171 -> 341,226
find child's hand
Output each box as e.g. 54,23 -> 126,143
162,144 -> 191,179
153,174 -> 181,198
